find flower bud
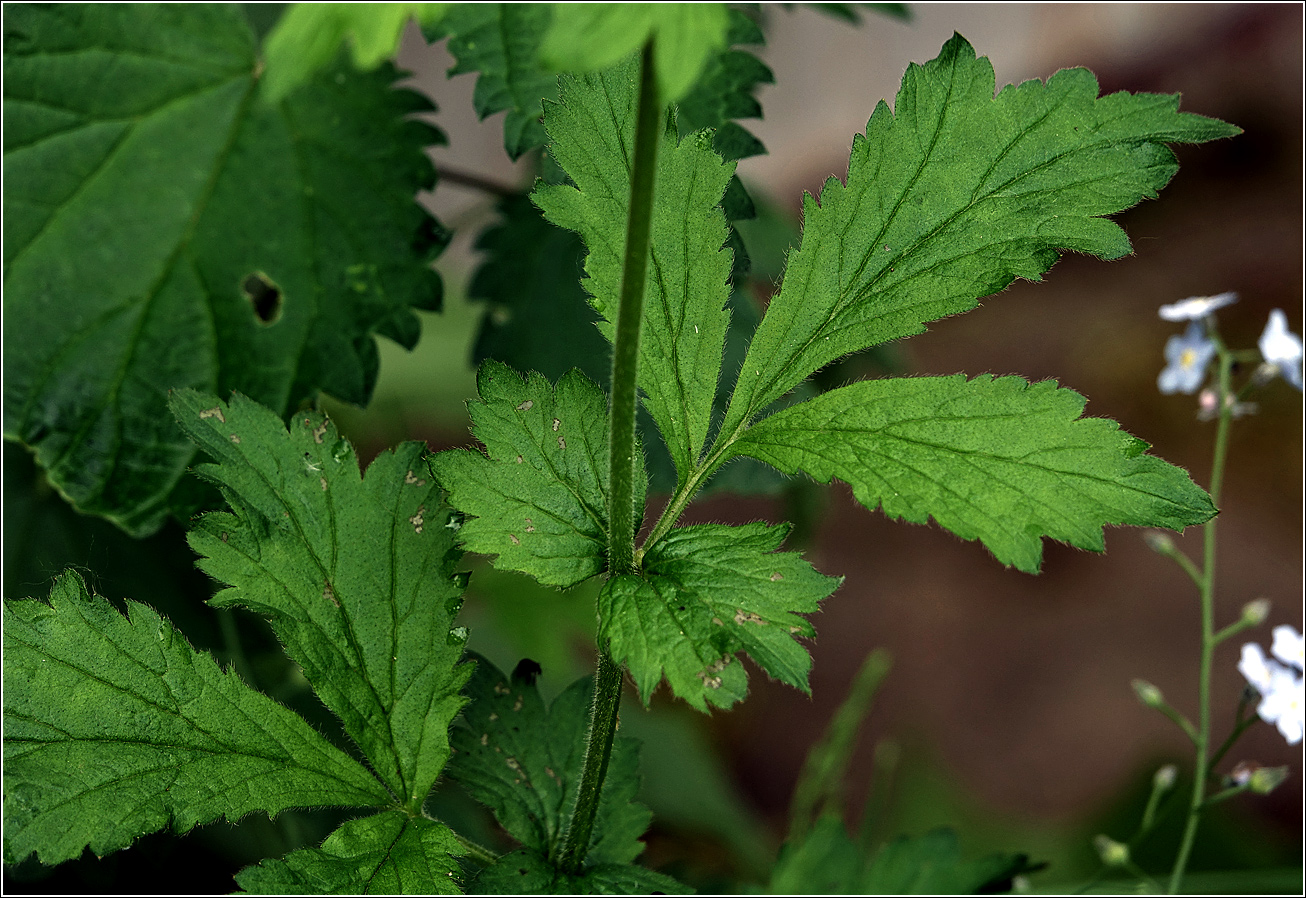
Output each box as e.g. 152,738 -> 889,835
1093,834 -> 1130,867
1153,764 -> 1178,792
1132,679 -> 1165,709
1250,765 -> 1290,795
1143,531 -> 1174,554
1241,598 -> 1271,627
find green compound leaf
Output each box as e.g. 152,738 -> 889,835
601,523 -> 841,712
3,4 -> 447,536
431,362 -> 637,589
2,570 -> 388,867
233,809 -> 463,895
433,3 -> 558,160
771,816 -> 1037,894
534,55 -> 736,483
262,3 -> 450,102
448,655 -> 652,867
473,848 -> 689,895
539,3 -> 729,104
723,32 -> 1240,434
731,375 -> 1217,573
171,390 -> 471,811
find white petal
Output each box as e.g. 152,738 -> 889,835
1271,625 -> 1305,670
1239,642 -> 1275,692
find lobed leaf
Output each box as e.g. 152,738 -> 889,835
433,3 -> 558,160
430,362 -> 632,588
723,32 -> 1240,435
539,3 -> 730,105
731,374 -> 1216,572
534,55 -> 736,483
171,389 -> 471,810
447,655 -> 652,867
233,809 -> 463,895
2,570 -> 389,866
601,523 -> 840,712
3,4 -> 447,536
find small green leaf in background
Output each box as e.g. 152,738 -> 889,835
172,389 -> 471,812
262,2 -> 450,102
233,809 -> 464,895
2,570 -> 389,867
433,3 -> 558,160
733,374 -> 1216,572
467,194 -> 608,386
448,655 -> 655,869
723,32 -> 1240,435
601,523 -> 841,711
534,55 -> 736,483
770,816 -> 1038,894
3,4 -> 447,535
539,3 -> 730,105
430,362 -> 633,588
473,848 -> 689,895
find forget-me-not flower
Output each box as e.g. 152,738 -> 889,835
1256,309 -> 1303,390
1158,291 -> 1238,322
1158,321 -> 1216,394
1239,626 -> 1305,745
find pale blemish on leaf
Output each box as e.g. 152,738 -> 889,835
557,437 -> 566,450
230,434 -> 241,443
509,533 -> 520,545
409,505 -> 425,533
480,733 -> 489,746
552,418 -> 560,432
199,407 -> 226,423
312,421 -> 328,444
515,455 -> 523,464
516,400 -> 534,411
734,609 -> 765,625
770,571 -> 783,582
512,696 -> 523,712
320,477 -> 328,491
323,581 -> 338,607
525,518 -> 535,533
404,470 -> 427,486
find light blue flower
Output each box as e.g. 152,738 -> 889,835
1257,309 -> 1303,390
1158,321 -> 1215,394
1158,291 -> 1238,322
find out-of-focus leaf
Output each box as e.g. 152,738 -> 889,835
3,4 -> 447,535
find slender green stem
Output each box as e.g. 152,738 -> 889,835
1167,345 -> 1234,894
453,831 -> 500,867
1208,698 -> 1259,771
557,41 -> 661,875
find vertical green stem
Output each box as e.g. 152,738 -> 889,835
557,41 -> 661,875
1167,346 -> 1234,894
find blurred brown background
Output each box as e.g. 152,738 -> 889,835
385,1 -> 1303,883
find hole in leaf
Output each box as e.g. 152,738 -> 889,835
240,272 -> 282,324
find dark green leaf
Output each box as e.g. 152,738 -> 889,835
732,374 -> 1216,572
448,654 -> 651,866
434,3 -> 558,160
234,809 -> 463,895
172,390 -> 471,810
472,848 -> 689,895
600,523 -> 840,711
3,4 -> 447,535
2,571 -> 388,866
722,33 -> 1239,435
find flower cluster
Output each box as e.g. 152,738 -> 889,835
1238,625 -> 1305,745
1156,292 -> 1303,396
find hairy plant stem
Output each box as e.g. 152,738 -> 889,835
557,41 -> 661,875
1167,342 -> 1234,894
